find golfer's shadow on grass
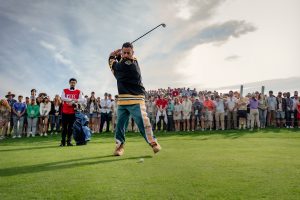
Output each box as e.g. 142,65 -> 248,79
0,155 -> 153,177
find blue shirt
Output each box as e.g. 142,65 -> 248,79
13,102 -> 27,116
214,99 -> 225,113
167,102 -> 174,115
7,99 -> 17,108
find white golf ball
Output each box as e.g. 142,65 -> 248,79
139,158 -> 144,163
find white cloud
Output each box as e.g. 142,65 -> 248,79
54,53 -> 72,66
175,0 -> 193,20
39,40 -> 56,51
225,55 -> 240,61
39,40 -> 79,75
197,20 -> 257,45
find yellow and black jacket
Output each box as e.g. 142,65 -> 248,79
109,55 -> 146,105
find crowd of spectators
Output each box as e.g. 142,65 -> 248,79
0,87 -> 299,140
145,87 -> 300,132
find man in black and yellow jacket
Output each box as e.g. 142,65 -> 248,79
109,42 -> 161,156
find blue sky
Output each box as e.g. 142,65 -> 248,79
0,0 -> 299,98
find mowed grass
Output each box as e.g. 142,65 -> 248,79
0,129 -> 300,200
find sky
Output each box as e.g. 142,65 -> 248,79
0,0 -> 299,98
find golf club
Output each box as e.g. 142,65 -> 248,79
131,23 -> 166,44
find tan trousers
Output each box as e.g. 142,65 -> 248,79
215,112 -> 225,130
250,109 -> 260,129
227,111 -> 237,129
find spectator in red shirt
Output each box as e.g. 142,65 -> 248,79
172,89 -> 179,97
203,96 -> 215,130
155,94 -> 168,131
60,78 -> 85,146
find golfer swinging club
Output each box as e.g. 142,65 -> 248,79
109,42 -> 161,156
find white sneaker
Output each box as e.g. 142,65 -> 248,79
44,133 -> 47,136
286,126 -> 290,128
17,135 -> 21,138
32,135 -> 35,137
12,136 -> 17,139
290,126 -> 294,128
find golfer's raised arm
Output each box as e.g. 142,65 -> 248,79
108,49 -> 121,73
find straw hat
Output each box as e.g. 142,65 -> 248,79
5,91 -> 15,98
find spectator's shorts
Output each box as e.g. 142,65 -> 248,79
40,115 -> 49,119
205,111 -> 213,121
89,113 -> 98,119
276,111 -> 285,119
190,113 -> 195,120
238,110 -> 247,118
194,114 -> 201,121
0,119 -> 9,126
297,112 -> 300,120
147,112 -> 152,118
290,110 -> 295,119
182,111 -> 191,120
173,113 -> 182,121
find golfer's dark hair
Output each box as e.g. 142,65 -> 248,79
69,78 -> 77,83
122,42 -> 133,49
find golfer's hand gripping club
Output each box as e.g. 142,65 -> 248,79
110,49 -> 121,57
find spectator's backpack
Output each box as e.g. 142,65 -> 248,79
72,111 -> 91,145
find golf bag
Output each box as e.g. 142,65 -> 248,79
72,111 -> 91,145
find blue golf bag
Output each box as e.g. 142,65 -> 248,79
72,111 -> 91,145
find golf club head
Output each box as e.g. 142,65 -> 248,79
161,23 -> 166,28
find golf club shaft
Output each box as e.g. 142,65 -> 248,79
131,24 -> 165,44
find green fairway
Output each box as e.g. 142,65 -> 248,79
0,129 -> 299,200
